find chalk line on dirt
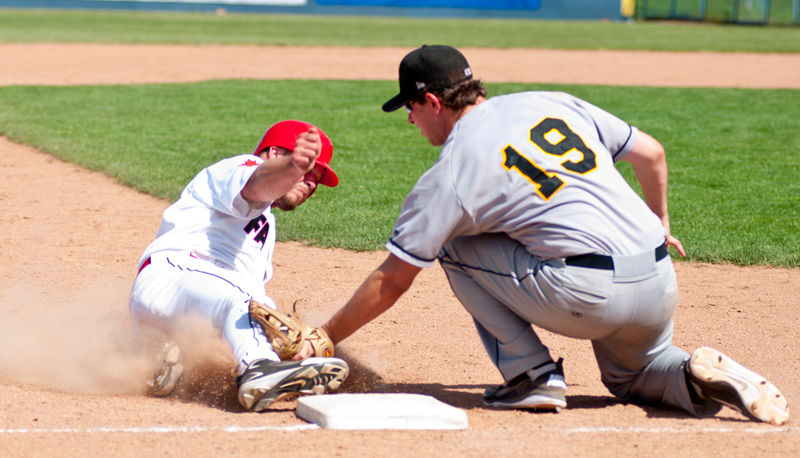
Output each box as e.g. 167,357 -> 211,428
1,425 -> 797,435
0,424 -> 320,434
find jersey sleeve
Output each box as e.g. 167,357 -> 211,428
570,95 -> 639,162
204,155 -> 269,219
387,156 -> 473,269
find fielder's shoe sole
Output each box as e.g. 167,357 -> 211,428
687,347 -> 789,426
484,358 -> 567,412
238,357 -> 349,412
146,342 -> 183,397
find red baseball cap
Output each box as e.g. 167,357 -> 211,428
253,120 -> 339,187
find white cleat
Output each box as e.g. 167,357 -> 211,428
687,347 -> 789,426
237,357 -> 349,412
146,342 -> 184,397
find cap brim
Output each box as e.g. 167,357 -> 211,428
382,92 -> 415,113
317,163 -> 339,187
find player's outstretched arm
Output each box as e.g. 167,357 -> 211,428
241,128 -> 321,204
323,254 -> 422,345
623,131 -> 686,257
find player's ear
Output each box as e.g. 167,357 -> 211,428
264,146 -> 284,160
425,92 -> 443,114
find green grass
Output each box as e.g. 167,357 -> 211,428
0,80 -> 437,251
1,9 -> 799,52
0,81 -> 798,266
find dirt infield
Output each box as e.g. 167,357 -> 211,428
2,43 -> 800,88
0,45 -> 798,458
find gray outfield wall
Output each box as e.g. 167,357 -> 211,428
0,0 -> 624,20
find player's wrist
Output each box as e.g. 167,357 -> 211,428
320,322 -> 339,345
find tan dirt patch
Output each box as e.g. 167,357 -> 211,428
2,43 -> 800,88
0,45 -> 798,458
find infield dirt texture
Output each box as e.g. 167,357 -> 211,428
0,44 -> 798,458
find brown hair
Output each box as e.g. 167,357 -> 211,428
413,79 -> 487,111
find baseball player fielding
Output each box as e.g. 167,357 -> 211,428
301,45 -> 789,426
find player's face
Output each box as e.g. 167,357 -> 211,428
273,165 -> 322,211
406,96 -> 448,146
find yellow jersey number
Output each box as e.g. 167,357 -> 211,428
502,118 -> 598,200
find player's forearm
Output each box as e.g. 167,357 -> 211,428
624,131 -> 670,221
323,273 -> 401,344
241,156 -> 305,203
631,157 -> 669,220
323,255 -> 421,344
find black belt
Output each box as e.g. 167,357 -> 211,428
565,242 -> 668,270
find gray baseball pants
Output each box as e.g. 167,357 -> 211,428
438,232 -> 711,416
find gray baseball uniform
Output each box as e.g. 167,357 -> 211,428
386,91 -> 706,415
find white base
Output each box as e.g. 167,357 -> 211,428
296,393 -> 469,430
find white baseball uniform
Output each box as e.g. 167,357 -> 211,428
129,154 -> 282,375
387,91 -> 707,416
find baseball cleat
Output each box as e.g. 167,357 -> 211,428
237,357 -> 349,412
484,358 -> 567,412
686,347 -> 789,426
146,341 -> 184,397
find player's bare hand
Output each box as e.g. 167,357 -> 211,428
658,215 -> 685,257
290,340 -> 315,361
292,127 -> 322,174
667,234 -> 686,257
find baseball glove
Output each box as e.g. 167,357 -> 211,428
248,299 -> 335,360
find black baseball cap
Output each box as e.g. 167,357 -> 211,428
382,45 -> 474,113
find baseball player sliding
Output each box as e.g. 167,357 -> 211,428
129,120 -> 348,412
296,45 -> 789,425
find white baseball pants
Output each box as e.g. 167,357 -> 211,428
129,250 -> 280,375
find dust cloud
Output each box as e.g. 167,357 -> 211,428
0,282 -> 390,402
0,283 -> 152,394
